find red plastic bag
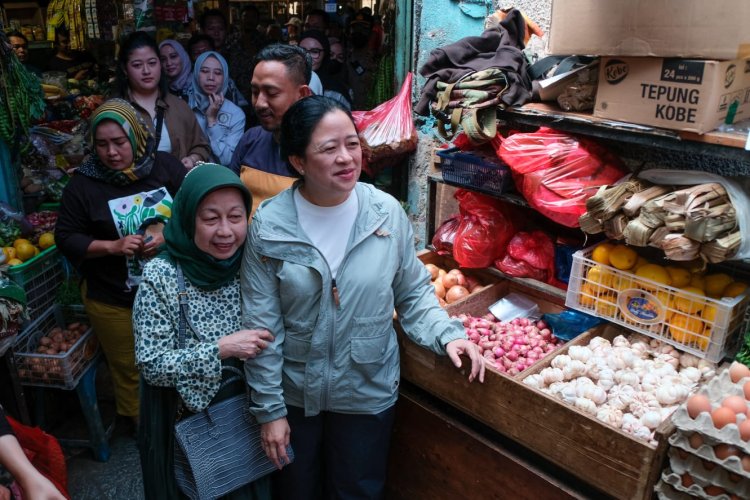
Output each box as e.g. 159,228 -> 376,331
432,214 -> 460,256
496,230 -> 556,282
352,73 -> 418,177
453,189 -> 515,268
7,416 -> 70,499
493,128 -> 627,227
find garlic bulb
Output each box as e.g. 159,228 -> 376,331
563,360 -> 587,381
654,384 -> 689,406
606,351 -> 627,371
621,412 -> 639,431
559,384 -> 578,405
596,407 -> 624,428
640,373 -> 661,393
523,374 -> 545,389
540,367 -> 564,385
630,391 -> 661,418
630,425 -> 654,441
548,381 -> 567,395
612,335 -> 630,348
649,338 -> 662,349
580,385 -> 607,405
655,352 -> 679,370
574,397 -> 597,415
678,352 -> 700,369
697,359 -> 716,380
651,359 -> 677,377
630,341 -> 650,359
569,346 -> 593,363
585,359 -> 605,380
640,410 -> 662,430
589,337 -> 611,352
597,377 -> 615,392
608,384 -> 636,410
551,354 -> 572,370
678,367 -> 701,384
573,376 -> 595,388
614,370 -> 641,388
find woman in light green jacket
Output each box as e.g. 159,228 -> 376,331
241,95 -> 484,500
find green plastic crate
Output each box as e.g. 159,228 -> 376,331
7,245 -> 63,322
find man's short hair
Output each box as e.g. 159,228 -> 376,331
199,8 -> 226,29
7,31 -> 29,44
253,44 -> 312,87
188,33 -> 214,52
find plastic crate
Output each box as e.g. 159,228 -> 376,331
565,246 -> 750,362
437,147 -> 512,196
6,245 -> 63,321
13,304 -> 99,389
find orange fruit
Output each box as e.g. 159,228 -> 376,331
669,312 -> 708,350
666,266 -> 691,288
705,273 -> 733,298
609,245 -> 638,270
2,247 -> 16,260
587,264 -> 614,289
635,264 -> 671,291
38,232 -> 55,250
702,304 -> 717,323
634,256 -> 650,272
673,287 -> 706,314
12,238 -> 32,249
591,243 -> 615,266
690,274 -> 706,292
14,242 -> 35,262
7,258 -> 23,266
595,294 -> 619,317
723,282 -> 748,298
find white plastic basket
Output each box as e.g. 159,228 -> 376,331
565,246 -> 750,362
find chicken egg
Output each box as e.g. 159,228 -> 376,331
681,473 -> 694,488
702,458 -> 716,471
689,432 -> 704,449
711,406 -> 737,429
744,380 -> 750,400
704,485 -> 725,497
740,420 -> 750,441
728,472 -> 742,483
729,362 -> 750,383
676,448 -> 689,460
714,443 -> 740,460
742,454 -> 750,472
686,394 -> 712,419
722,395 -> 748,415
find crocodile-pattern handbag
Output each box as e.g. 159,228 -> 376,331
172,264 -> 293,500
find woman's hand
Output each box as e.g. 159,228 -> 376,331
141,231 -> 164,258
260,418 -> 291,470
206,93 -> 223,126
110,234 -> 144,257
446,339 -> 486,383
181,155 -> 198,170
217,329 -> 274,360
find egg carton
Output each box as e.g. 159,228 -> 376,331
662,468 -> 741,500
655,478 -> 699,500
671,368 -> 750,453
670,431 -> 750,480
668,446 -> 750,497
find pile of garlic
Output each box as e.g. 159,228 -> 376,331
523,334 -> 716,444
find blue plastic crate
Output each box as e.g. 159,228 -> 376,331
437,147 -> 512,196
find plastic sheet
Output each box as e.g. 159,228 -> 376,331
494,128 -> 628,227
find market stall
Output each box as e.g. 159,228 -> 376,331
386,1 -> 750,499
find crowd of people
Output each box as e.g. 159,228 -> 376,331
4,6 -> 486,500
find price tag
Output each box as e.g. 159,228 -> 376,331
745,130 -> 750,151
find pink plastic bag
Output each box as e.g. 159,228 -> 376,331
432,215 -> 460,256
453,189 -> 515,268
493,128 -> 627,227
352,73 -> 418,177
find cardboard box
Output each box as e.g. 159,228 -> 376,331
594,56 -> 750,134
547,0 -> 750,60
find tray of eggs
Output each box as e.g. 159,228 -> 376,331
664,446 -> 750,499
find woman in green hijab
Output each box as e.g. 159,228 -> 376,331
133,164 -> 273,499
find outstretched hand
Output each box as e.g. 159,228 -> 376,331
446,339 -> 485,383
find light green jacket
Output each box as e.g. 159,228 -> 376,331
241,182 -> 465,423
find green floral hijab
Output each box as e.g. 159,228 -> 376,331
161,164 -> 252,290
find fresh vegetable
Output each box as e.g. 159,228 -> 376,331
424,262 -> 487,307
456,313 -> 560,376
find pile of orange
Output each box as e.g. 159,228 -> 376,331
2,234 -> 53,267
580,242 -> 748,351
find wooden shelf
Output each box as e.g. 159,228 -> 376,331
498,103 -> 750,163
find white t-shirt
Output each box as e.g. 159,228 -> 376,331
156,118 -> 171,153
294,189 -> 358,279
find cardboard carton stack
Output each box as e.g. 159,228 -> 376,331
547,0 -> 750,134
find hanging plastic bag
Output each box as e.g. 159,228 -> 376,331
493,128 -> 627,227
352,72 -> 418,177
453,189 -> 515,268
495,230 -> 556,283
432,215 -> 460,256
